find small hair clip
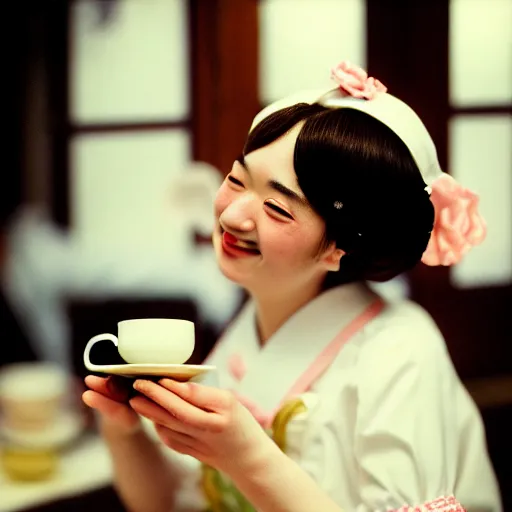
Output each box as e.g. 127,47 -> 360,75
334,201 -> 344,210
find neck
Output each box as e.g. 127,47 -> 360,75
251,277 -> 324,345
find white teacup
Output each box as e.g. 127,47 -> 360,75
83,318 -> 195,367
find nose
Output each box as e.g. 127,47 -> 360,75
219,194 -> 256,234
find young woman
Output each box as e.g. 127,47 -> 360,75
83,61 -> 502,512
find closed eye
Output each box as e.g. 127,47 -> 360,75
264,201 -> 293,220
228,175 -> 244,187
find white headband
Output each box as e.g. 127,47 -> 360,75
249,61 -> 486,266
251,87 -> 443,191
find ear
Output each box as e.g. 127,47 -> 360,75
320,243 -> 345,272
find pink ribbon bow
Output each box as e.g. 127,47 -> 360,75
330,60 -> 387,100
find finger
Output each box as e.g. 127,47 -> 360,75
153,423 -> 197,449
158,379 -> 232,413
153,424 -> 204,459
129,394 -> 178,423
82,390 -> 139,429
133,380 -> 221,431
84,375 -> 109,393
84,375 -> 131,402
129,395 -> 197,435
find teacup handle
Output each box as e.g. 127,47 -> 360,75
83,334 -> 119,372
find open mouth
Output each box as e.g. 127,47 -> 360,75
220,229 -> 261,256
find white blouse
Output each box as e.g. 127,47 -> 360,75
161,283 -> 502,512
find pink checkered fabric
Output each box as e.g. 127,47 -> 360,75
395,496 -> 465,512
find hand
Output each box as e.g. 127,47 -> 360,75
130,379 -> 275,476
82,375 -> 141,435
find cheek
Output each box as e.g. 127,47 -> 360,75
262,224 -> 315,262
214,185 -> 231,217
261,214 -> 326,265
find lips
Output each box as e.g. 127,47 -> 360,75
221,230 -> 260,257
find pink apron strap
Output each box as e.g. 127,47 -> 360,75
267,298 -> 385,422
230,299 -> 385,429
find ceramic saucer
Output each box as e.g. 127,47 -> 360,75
84,362 -> 216,381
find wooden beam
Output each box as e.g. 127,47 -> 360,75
367,0 -> 449,169
47,1 -> 71,227
465,375 -> 512,409
190,0 -> 260,174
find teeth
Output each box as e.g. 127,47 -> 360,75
234,242 -> 260,253
236,240 -> 257,250
223,230 -> 258,251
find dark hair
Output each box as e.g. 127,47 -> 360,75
244,103 -> 435,285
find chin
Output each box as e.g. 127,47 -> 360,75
218,264 -> 244,284
212,233 -> 245,283
215,255 -> 251,286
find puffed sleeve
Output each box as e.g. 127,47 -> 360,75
353,306 -> 461,511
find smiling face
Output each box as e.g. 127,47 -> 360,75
212,124 -> 343,296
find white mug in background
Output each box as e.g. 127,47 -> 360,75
0,363 -> 85,482
83,318 -> 195,368
0,362 -> 69,432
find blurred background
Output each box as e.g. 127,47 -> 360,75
1,0 -> 510,510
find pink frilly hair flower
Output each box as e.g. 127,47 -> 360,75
330,60 -> 387,100
395,495 -> 466,512
421,174 -> 486,266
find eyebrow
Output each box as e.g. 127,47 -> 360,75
237,155 -> 309,206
